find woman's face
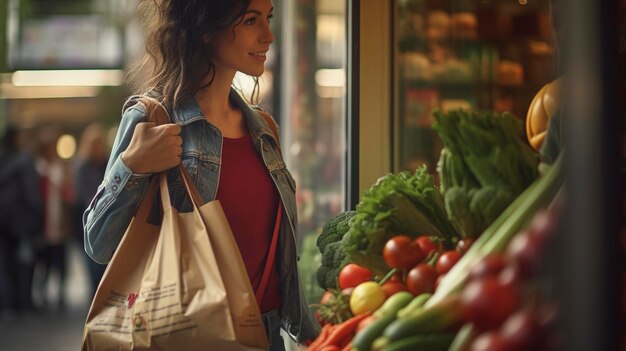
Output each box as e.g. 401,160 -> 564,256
211,0 -> 274,77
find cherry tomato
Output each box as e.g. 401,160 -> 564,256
381,280 -> 409,298
435,250 -> 462,275
460,277 -> 520,331
338,263 -> 373,290
500,310 -> 541,350
470,332 -> 508,351
389,271 -> 404,282
456,238 -> 476,254
320,290 -> 334,304
405,263 -> 438,296
497,261 -> 524,287
383,235 -> 425,269
506,231 -> 541,279
416,235 -> 439,256
468,254 -> 508,282
528,207 -> 560,247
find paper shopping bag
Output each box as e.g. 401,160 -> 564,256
82,169 -> 269,351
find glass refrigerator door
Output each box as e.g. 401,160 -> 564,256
393,0 -> 555,174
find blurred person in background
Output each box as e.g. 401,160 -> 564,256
83,0 -> 320,348
0,125 -> 43,319
34,129 -> 74,310
73,123 -> 108,299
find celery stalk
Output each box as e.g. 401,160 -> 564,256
426,155 -> 564,307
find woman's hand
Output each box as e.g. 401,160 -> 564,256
121,122 -> 182,174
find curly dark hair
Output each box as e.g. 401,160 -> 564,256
129,0 -> 257,108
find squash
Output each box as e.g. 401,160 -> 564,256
525,77 -> 562,150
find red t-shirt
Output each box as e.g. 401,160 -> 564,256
215,132 -> 282,313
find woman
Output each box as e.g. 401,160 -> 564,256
83,0 -> 320,349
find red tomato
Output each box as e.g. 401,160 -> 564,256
320,290 -> 334,304
500,310 -> 541,350
460,277 -> 520,331
415,235 -> 438,256
381,280 -> 409,298
405,263 -> 438,296
435,250 -> 462,275
456,238 -> 476,254
528,207 -> 560,247
470,332 -> 508,351
383,236 -> 425,269
338,263 -> 373,290
468,254 -> 508,282
506,231 -> 542,279
389,271 -> 404,282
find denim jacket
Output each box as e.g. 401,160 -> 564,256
83,88 -> 320,343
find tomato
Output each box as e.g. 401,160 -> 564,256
456,238 -> 476,254
497,262 -> 524,288
338,263 -> 373,290
383,235 -> 425,269
416,235 -> 438,256
528,207 -> 560,247
460,277 -> 520,331
381,280 -> 409,298
470,332 -> 508,351
506,231 -> 541,279
500,310 -> 541,350
435,250 -> 462,275
468,254 -> 508,282
349,281 -> 386,315
320,290 -> 334,304
389,271 -> 404,282
405,263 -> 437,296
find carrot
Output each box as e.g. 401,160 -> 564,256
319,346 -> 341,351
316,313 -> 371,349
307,323 -> 333,351
340,341 -> 353,351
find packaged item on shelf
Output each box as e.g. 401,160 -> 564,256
404,88 -> 439,127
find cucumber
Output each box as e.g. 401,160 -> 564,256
381,333 -> 455,351
383,296 -> 461,342
374,291 -> 414,318
354,292 -> 414,351
352,314 -> 395,351
395,293 -> 431,319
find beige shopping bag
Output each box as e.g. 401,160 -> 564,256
81,166 -> 269,350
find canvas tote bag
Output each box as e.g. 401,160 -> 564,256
82,100 -> 269,350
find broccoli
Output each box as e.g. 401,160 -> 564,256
315,211 -> 356,290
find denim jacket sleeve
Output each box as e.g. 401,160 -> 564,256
83,103 -> 152,264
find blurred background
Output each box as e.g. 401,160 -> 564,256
0,0 -> 348,349
0,0 -> 624,350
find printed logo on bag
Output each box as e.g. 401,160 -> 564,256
133,314 -> 146,330
127,292 -> 139,308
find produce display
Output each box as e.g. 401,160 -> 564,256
342,167 -> 459,275
307,109 -> 564,351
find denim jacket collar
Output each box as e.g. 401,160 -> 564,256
170,88 -> 276,142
